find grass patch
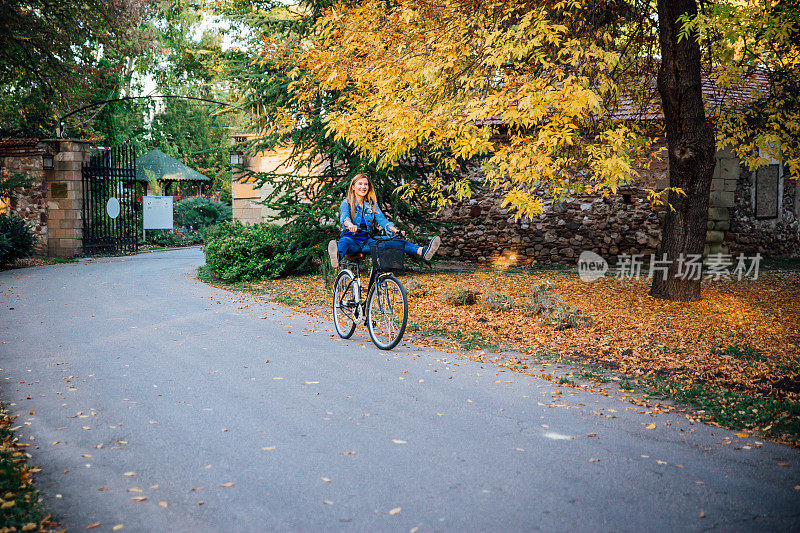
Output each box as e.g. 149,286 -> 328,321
578,366 -> 609,383
0,404 -> 56,531
619,379 -> 635,391
711,342 -> 766,362
272,293 -> 298,306
407,323 -> 502,351
646,377 -> 800,444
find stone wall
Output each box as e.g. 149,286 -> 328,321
437,188 -> 663,266
728,166 -> 800,256
436,151 -> 799,266
0,149 -> 48,255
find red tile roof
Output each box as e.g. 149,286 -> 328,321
474,70 -> 769,125
609,70 -> 768,121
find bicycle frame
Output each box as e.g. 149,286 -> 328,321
337,233 -> 402,323
338,256 -> 383,324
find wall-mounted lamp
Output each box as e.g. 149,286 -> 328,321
42,153 -> 54,170
229,150 -> 244,167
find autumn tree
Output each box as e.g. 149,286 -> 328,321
651,0 -> 799,300
688,0 -> 800,177
219,0 -> 454,249
646,0 -> 717,301
283,0 -> 797,301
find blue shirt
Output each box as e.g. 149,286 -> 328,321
339,199 -> 395,241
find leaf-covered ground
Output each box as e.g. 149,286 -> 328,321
200,265 -> 800,444
0,404 -> 59,532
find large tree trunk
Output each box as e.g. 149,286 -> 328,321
650,0 -> 717,302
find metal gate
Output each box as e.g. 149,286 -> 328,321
81,145 -> 140,255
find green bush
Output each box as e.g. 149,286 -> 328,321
145,228 -> 203,247
174,197 -> 231,231
0,214 -> 35,266
203,221 -> 333,282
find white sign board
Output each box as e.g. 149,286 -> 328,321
106,197 -> 120,219
143,196 -> 174,230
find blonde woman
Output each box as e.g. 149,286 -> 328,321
327,173 -> 440,268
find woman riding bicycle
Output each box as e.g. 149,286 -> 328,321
327,173 -> 440,268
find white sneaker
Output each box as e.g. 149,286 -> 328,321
328,240 -> 339,268
422,236 -> 441,261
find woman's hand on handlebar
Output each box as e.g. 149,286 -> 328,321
389,226 -> 406,237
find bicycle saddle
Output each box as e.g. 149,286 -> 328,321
344,253 -> 366,260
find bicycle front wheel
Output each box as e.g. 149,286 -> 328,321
333,269 -> 357,339
366,275 -> 408,350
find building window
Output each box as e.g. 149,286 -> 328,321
754,164 -> 780,219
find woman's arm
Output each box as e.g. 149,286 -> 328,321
339,200 -> 358,233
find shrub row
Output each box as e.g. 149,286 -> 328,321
203,221 -> 333,282
174,197 -> 231,231
144,197 -> 230,248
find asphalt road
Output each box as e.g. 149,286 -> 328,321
1,248 -> 798,532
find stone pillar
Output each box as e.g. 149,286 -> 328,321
45,140 -> 91,257
705,149 -> 738,257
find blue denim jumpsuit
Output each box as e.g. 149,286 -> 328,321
337,199 -> 420,259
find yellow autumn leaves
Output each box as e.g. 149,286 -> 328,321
258,0 -> 651,218
685,1 -> 800,179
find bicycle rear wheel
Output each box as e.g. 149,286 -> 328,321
366,275 -> 408,350
333,270 -> 357,339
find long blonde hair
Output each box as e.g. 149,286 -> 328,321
346,173 -> 379,222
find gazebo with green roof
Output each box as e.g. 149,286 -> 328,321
136,149 -> 211,197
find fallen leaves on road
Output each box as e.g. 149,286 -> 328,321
206,267 -> 800,443
231,269 -> 799,398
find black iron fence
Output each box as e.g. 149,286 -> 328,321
81,146 -> 140,255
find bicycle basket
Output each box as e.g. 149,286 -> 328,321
372,241 -> 404,271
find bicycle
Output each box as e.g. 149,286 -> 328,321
332,234 -> 408,350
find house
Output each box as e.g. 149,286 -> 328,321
437,71 -> 798,265
229,134 -> 326,225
